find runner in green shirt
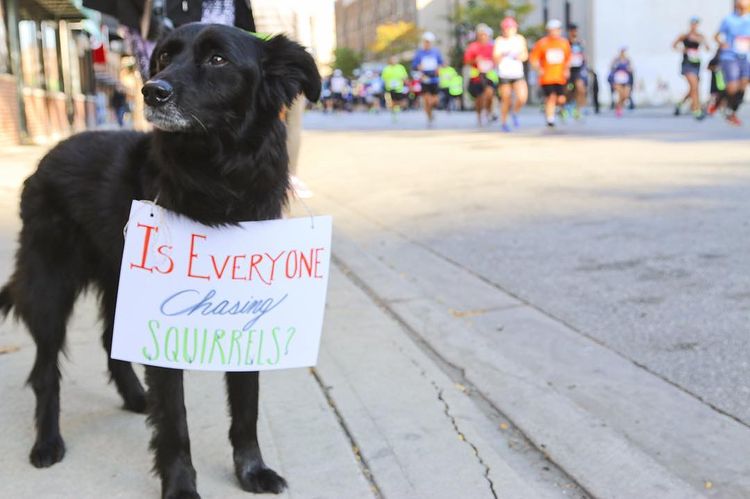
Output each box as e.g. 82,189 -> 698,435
382,56 -> 410,119
439,66 -> 458,110
448,74 -> 464,111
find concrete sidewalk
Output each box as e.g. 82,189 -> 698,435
0,264 -> 578,499
0,143 -> 578,498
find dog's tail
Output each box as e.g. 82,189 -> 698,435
0,283 -> 14,318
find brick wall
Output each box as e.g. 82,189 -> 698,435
0,74 -> 21,146
46,92 -> 69,140
22,88 -> 50,143
72,94 -> 87,132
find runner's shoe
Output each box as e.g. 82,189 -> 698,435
706,101 -> 718,116
501,123 -> 512,133
726,114 -> 742,126
512,114 -> 520,128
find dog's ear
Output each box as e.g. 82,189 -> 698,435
262,35 -> 322,106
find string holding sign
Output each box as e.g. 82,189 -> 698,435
123,192 -> 163,238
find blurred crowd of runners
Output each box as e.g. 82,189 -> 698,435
318,1 -> 750,129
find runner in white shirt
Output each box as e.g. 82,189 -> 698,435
494,16 -> 529,132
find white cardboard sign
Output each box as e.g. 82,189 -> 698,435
111,201 -> 332,371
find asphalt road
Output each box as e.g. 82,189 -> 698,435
301,106 -> 750,426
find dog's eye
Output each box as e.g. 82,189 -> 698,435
158,51 -> 170,67
208,54 -> 227,66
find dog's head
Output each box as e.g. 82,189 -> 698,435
142,23 -> 321,133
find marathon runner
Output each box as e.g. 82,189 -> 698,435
609,47 -> 634,117
530,19 -> 571,127
327,69 -> 349,113
365,70 -> 384,113
673,17 -> 710,119
439,65 -> 458,110
465,23 -> 497,126
382,56 -> 410,119
412,32 -> 445,125
566,23 -> 588,119
715,0 -> 750,126
448,72 -> 464,111
494,16 -> 528,132
707,49 -> 728,115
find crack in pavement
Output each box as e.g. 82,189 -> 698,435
310,368 -> 385,499
432,381 -> 499,499
332,255 -> 591,498
398,349 -> 499,498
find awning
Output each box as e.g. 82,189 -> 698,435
22,0 -> 86,19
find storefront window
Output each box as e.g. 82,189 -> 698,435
19,20 -> 42,87
41,22 -> 61,92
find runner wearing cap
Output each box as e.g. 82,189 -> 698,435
327,69 -> 349,112
715,0 -> 750,126
530,19 -> 571,127
609,47 -> 634,117
494,16 -> 528,132
566,23 -> 588,119
465,23 -> 497,126
412,32 -> 445,125
673,17 -> 710,119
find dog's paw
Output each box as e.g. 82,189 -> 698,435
29,435 -> 65,468
237,467 -> 288,494
164,490 -> 201,499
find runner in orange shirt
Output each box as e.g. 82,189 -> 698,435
530,19 -> 572,127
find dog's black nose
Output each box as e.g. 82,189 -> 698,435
142,80 -> 174,107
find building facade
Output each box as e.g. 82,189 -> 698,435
253,0 -> 337,74
0,0 -> 115,146
335,0 -> 458,59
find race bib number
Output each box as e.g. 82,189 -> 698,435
421,56 -> 438,71
477,58 -> 494,73
686,48 -> 700,63
112,201 -> 332,371
570,53 -> 584,68
613,70 -> 630,85
734,36 -> 750,55
546,48 -> 565,64
389,79 -> 401,89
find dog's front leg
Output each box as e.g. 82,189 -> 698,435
145,366 -> 199,499
226,372 -> 287,494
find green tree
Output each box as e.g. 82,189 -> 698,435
332,47 -> 363,78
450,0 -> 540,68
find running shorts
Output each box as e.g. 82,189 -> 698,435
721,58 -> 750,83
542,84 -> 566,96
388,90 -> 405,101
570,67 -> 588,86
422,82 -> 440,95
681,61 -> 701,77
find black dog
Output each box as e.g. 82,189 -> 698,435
0,23 -> 320,498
